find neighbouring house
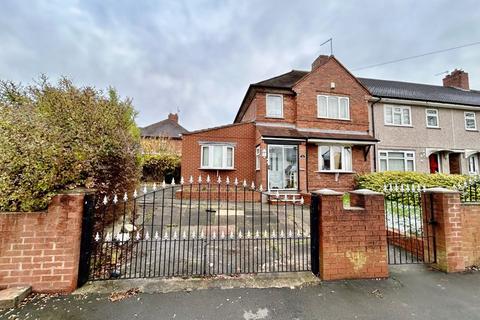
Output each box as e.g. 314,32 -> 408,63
359,70 -> 480,175
181,55 -> 378,195
141,113 -> 189,154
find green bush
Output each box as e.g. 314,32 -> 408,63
141,153 -> 181,182
355,171 -> 468,192
0,77 -> 141,212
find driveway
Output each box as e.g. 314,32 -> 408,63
1,265 -> 480,320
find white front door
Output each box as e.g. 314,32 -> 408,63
268,145 -> 298,190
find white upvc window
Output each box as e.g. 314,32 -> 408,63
468,154 -> 479,175
464,112 -> 477,130
255,146 -> 260,171
266,94 -> 283,118
384,105 -> 412,126
201,145 -> 234,169
378,150 -> 415,172
317,95 -> 350,120
425,109 -> 439,128
318,145 -> 352,172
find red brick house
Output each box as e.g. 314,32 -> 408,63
181,55 -> 377,195
141,113 -> 188,155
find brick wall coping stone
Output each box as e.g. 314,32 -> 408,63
312,188 -> 343,195
423,187 -> 460,194
350,189 -> 382,195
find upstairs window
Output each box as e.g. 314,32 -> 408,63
384,105 -> 411,126
317,95 -> 350,120
318,145 -> 352,172
465,112 -> 477,130
426,109 -> 439,128
201,145 -> 234,169
379,150 -> 415,172
266,94 -> 283,118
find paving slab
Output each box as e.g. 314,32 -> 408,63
0,287 -> 31,309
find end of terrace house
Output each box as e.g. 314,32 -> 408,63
181,54 -> 480,197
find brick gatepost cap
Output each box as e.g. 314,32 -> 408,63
423,187 -> 460,194
312,188 -> 343,196
350,189 -> 383,195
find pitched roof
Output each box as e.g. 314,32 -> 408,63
253,70 -> 308,88
256,125 -> 378,142
140,119 -> 189,139
358,78 -> 480,107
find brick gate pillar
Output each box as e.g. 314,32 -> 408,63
422,188 -> 465,273
0,189 -> 93,293
313,189 -> 388,280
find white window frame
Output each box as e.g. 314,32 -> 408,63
265,94 -> 284,118
200,144 -> 235,170
384,105 -> 412,126
468,154 -> 479,175
255,146 -> 260,171
464,112 -> 477,131
425,109 -> 439,128
317,95 -> 350,120
317,144 -> 353,173
378,150 -> 416,172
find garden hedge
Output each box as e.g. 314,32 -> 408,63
0,77 -> 141,212
355,171 -> 468,192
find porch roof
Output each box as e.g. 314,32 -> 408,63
256,125 -> 378,144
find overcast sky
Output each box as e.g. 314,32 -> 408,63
1,0 -> 479,130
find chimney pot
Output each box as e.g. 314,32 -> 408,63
168,113 -> 179,123
443,69 -> 469,90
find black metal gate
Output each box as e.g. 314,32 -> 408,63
84,178 -> 311,280
383,184 -> 436,265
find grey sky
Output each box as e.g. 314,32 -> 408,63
1,0 -> 479,130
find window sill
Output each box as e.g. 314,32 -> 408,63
317,117 -> 351,121
465,129 -> 478,132
315,170 -> 355,174
265,116 -> 284,119
426,126 -> 441,130
199,167 -> 236,171
384,124 -> 413,128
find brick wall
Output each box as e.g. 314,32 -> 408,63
293,57 -> 371,132
423,189 -> 480,272
461,203 -> 480,267
181,123 -> 256,185
0,191 -> 87,293
307,145 -> 371,192
315,189 -> 388,280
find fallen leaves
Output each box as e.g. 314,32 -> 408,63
108,288 -> 140,302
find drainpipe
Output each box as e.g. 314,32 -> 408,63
370,97 -> 382,171
305,140 -> 309,193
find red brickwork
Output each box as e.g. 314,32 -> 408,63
181,123 -> 257,185
423,189 -> 480,272
0,191 -> 87,293
307,145 -> 371,192
316,190 -> 388,280
182,56 -> 374,194
293,58 -> 371,132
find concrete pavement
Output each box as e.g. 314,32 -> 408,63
1,265 -> 479,320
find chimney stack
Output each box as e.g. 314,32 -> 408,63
443,69 -> 469,90
311,55 -> 330,71
168,113 -> 178,123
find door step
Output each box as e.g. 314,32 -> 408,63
267,192 -> 303,204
